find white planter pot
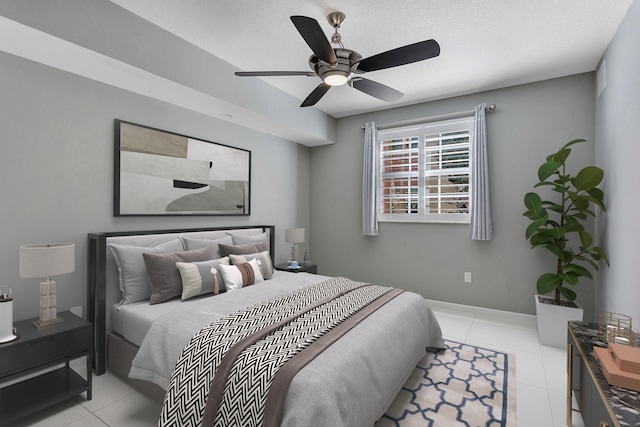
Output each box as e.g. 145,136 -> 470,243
535,295 -> 584,348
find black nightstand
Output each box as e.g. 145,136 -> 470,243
0,311 -> 93,426
274,263 -> 318,274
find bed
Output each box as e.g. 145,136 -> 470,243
87,225 -> 443,426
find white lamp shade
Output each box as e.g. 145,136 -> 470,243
285,228 -> 305,244
20,243 -> 75,279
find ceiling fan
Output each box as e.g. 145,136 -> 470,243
234,11 -> 441,107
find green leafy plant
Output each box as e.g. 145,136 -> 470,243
523,139 -> 609,304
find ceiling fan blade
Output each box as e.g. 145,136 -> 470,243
357,39 -> 440,72
235,71 -> 316,77
351,78 -> 403,102
301,83 -> 331,107
290,16 -> 337,65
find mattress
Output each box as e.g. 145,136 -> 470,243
111,299 -> 182,346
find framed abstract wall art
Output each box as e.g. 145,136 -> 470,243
114,120 -> 250,216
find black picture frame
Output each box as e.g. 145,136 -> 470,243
114,120 -> 251,216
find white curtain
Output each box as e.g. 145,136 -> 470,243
362,121 -> 379,236
469,103 -> 493,241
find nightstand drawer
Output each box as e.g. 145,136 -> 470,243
0,327 -> 91,377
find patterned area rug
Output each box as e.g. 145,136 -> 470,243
376,340 -> 516,427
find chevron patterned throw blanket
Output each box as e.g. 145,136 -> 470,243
158,277 -> 403,427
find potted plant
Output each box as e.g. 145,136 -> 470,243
523,139 -> 609,348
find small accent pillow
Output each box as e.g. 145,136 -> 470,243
176,257 -> 230,300
229,251 -> 273,279
219,242 -> 268,257
229,232 -> 268,246
107,237 -> 185,304
219,259 -> 264,291
180,236 -> 233,259
143,246 -> 214,304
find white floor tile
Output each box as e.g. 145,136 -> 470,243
549,389 -> 571,427
93,392 -> 159,427
76,371 -> 138,413
467,318 -> 542,355
541,343 -> 569,360
430,310 -> 474,341
513,351 -> 547,389
516,383 -> 554,427
66,414 -> 109,427
543,354 -> 568,394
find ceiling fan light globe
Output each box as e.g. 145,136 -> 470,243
324,73 -> 348,86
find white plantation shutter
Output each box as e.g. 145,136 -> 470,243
379,136 -> 420,215
377,117 -> 473,223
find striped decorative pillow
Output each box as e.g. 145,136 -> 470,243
229,251 -> 273,279
219,258 -> 264,291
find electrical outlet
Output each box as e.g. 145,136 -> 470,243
70,305 -> 83,318
464,272 -> 472,283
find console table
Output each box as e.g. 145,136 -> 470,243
567,321 -> 640,427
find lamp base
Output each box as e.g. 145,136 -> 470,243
0,331 -> 19,343
290,243 -> 299,264
32,317 -> 64,330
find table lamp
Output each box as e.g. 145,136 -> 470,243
19,243 -> 75,329
285,228 -> 305,263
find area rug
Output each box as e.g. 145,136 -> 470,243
375,340 -> 516,427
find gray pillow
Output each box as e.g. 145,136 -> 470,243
230,232 -> 268,246
177,257 -> 230,300
107,238 -> 184,304
229,251 -> 273,279
219,242 -> 268,257
143,246 -> 214,305
180,235 -> 233,259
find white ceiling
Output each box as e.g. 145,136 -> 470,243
110,1 -> 631,119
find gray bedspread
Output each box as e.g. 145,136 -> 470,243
130,272 -> 443,426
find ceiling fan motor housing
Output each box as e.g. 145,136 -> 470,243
309,48 -> 361,86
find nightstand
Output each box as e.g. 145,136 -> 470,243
274,263 -> 318,274
0,311 -> 93,426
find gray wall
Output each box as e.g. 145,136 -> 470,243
2,0 -> 631,324
595,0 -> 640,322
310,73 -> 597,317
0,49 -> 311,321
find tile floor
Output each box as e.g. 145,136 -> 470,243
8,301 -> 585,427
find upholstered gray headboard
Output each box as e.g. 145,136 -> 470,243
87,225 -> 274,375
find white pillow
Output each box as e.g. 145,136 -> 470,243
219,258 -> 264,291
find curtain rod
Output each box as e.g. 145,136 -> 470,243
361,104 -> 496,130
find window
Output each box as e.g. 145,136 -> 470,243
377,117 -> 474,223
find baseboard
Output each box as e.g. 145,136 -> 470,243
426,298 -> 537,329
